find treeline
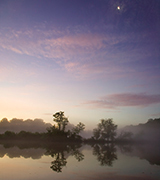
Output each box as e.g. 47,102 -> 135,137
0,112 -> 159,143
0,111 -> 116,143
0,131 -> 45,143
0,112 -> 86,142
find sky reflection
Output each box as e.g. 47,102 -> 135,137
0,143 -> 160,180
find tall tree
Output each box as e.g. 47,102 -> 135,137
53,111 -> 68,131
93,119 -> 117,141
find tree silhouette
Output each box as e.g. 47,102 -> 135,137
53,111 -> 68,131
93,119 -> 117,141
69,122 -> 85,140
72,122 -> 85,135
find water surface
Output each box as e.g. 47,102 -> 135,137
0,143 -> 159,180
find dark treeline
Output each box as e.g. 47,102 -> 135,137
0,112 -> 160,144
0,112 -> 160,173
0,111 -> 86,143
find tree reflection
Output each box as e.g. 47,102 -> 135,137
71,149 -> 84,162
50,152 -> 67,173
46,143 -> 84,173
93,143 -> 117,166
118,143 -> 133,153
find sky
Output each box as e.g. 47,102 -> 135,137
0,0 -> 160,130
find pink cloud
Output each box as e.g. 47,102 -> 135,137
0,28 -> 154,80
0,29 -> 128,78
84,93 -> 160,109
0,29 -> 108,58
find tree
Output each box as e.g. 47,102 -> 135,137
72,122 -> 85,135
93,119 -> 117,141
118,131 -> 133,141
53,111 -> 69,131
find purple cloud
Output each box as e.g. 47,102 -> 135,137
0,27 -> 159,81
84,93 -> 160,109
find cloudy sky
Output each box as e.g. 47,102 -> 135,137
0,0 -> 160,129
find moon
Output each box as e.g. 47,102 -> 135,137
117,6 -> 120,10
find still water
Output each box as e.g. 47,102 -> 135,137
0,143 -> 160,180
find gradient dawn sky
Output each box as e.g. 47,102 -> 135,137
0,0 -> 160,130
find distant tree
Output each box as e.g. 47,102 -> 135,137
53,111 -> 69,131
68,122 -> 85,141
4,131 -> 16,138
147,118 -> 153,123
118,131 -> 133,141
72,122 -> 85,135
93,119 -> 117,141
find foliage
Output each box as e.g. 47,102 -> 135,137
72,122 -> 85,135
93,119 -> 117,141
53,111 -> 69,131
45,112 -> 85,141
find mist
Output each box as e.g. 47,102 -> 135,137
121,118 -> 160,143
0,118 -> 92,138
0,118 -> 52,133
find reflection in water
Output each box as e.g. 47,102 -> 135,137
50,152 -> 67,173
92,143 -> 117,166
0,141 -> 160,176
0,145 -> 45,159
46,144 -> 84,172
118,143 -> 160,166
118,143 -> 134,154
0,142 -> 159,180
71,149 -> 84,162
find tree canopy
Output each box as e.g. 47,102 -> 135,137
53,111 -> 69,131
72,122 -> 85,135
93,119 -> 117,141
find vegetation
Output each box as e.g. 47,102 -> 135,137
116,131 -> 133,143
92,119 -> 117,142
0,113 -> 159,144
53,111 -> 69,131
44,111 -> 85,142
